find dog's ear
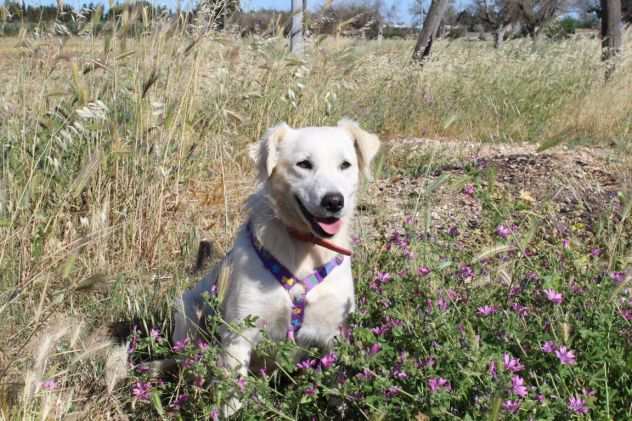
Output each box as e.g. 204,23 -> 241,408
338,118 -> 380,180
251,123 -> 290,183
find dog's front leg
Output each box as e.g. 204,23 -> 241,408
220,330 -> 257,417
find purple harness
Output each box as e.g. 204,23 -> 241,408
248,223 -> 345,341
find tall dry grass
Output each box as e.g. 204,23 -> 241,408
0,16 -> 631,418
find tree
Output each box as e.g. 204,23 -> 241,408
517,0 -> 562,38
473,0 -> 522,47
195,0 -> 239,32
312,0 -> 394,40
412,0 -> 450,63
600,0 -> 622,78
290,0 -> 305,57
409,0 -> 426,29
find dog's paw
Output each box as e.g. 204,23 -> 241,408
222,396 -> 243,418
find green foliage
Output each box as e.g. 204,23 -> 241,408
545,17 -> 578,40
128,184 -> 632,419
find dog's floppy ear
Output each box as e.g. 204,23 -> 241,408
250,123 -> 290,183
338,118 -> 380,180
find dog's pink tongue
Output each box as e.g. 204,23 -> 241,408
317,219 -> 342,235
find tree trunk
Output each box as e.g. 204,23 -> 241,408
412,0 -> 449,63
290,0 -> 305,57
600,0 -> 623,78
494,23 -> 511,49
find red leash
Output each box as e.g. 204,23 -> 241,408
287,228 -> 353,256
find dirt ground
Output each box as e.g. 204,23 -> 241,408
358,138 -> 629,247
180,138 -> 630,261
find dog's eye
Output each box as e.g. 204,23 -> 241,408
296,160 -> 313,170
340,161 -> 351,170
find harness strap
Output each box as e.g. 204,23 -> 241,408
248,223 -> 344,340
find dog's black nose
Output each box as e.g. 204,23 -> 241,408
321,193 -> 344,213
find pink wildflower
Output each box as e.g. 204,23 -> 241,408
555,346 -> 576,365
544,289 -> 563,304
477,305 -> 497,316
502,399 -> 521,414
568,395 -> 589,414
541,341 -> 557,353
428,377 -> 451,393
503,353 -> 524,372
512,376 -> 528,398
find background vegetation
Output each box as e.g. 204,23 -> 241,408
0,5 -> 631,419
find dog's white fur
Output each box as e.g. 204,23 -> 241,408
173,119 -> 380,414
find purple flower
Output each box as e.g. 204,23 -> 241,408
544,289 -> 563,304
132,382 -> 152,401
210,407 -> 220,421
297,358 -> 318,370
387,231 -> 413,257
305,384 -> 317,397
477,305 -> 497,316
392,368 -> 408,380
181,354 -> 201,369
436,297 -> 449,311
446,289 -> 460,302
376,271 -> 391,284
591,248 -> 602,257
196,339 -> 209,351
368,343 -> 382,356
418,266 -> 431,277
371,325 -> 386,336
536,394 -> 545,403
511,303 -> 529,317
448,226 -> 460,237
555,346 -> 576,365
611,271 -> 625,284
463,184 -> 475,196
418,357 -> 435,369
541,341 -> 557,353
621,309 -> 632,321
356,368 -> 375,380
488,360 -> 497,379
40,379 -> 58,391
170,394 -> 189,410
320,352 -> 337,369
502,399 -> 521,414
503,353 -> 524,373
562,239 -> 570,249
128,334 -> 138,354
384,386 -> 400,398
459,265 -> 474,280
428,377 -> 451,393
150,327 -> 162,341
172,337 -> 190,353
511,376 -> 528,398
496,224 -> 513,239
568,395 -> 589,414
236,377 -> 247,393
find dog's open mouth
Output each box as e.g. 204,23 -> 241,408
295,196 -> 342,238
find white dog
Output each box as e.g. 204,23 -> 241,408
173,119 -> 380,414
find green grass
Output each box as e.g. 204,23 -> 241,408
1,18 -> 632,420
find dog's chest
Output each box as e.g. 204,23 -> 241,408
249,268 -> 354,346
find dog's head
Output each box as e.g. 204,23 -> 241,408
251,119 -> 380,238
